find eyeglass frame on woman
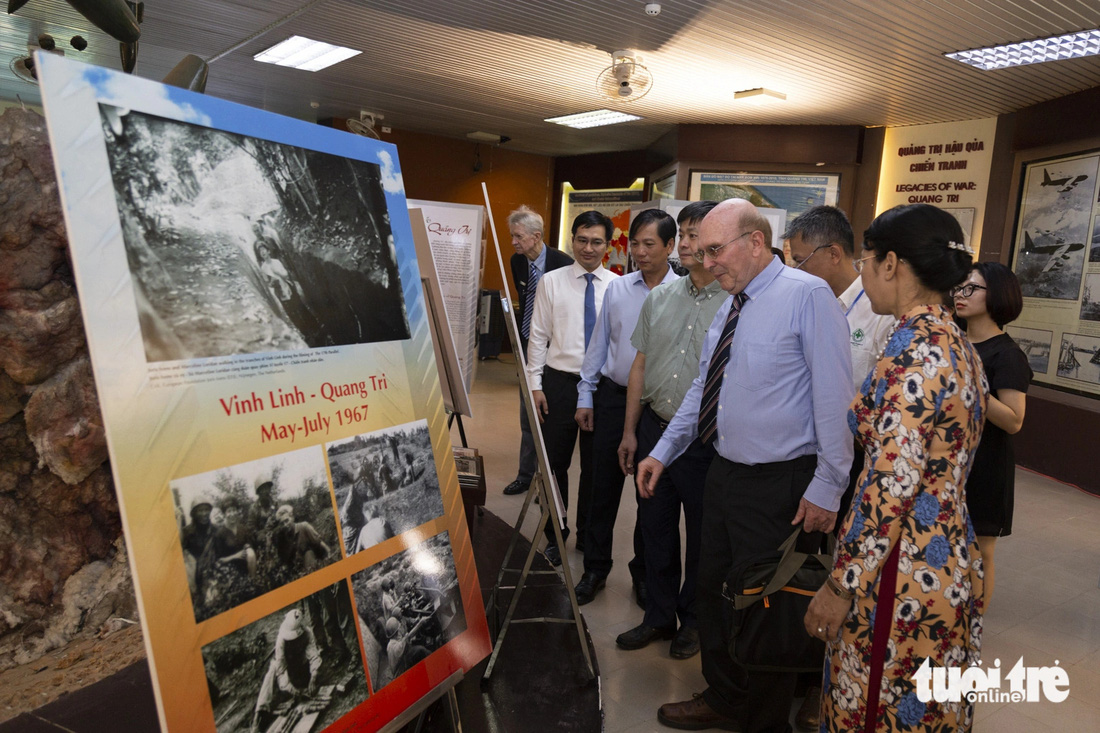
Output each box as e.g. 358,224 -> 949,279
792,244 -> 831,270
691,230 -> 756,264
854,254 -> 877,273
951,283 -> 987,299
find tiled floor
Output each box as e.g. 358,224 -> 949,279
462,355 -> 1100,732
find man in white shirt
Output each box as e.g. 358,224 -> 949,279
528,210 -> 618,565
784,204 -> 895,732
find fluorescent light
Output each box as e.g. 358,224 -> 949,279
946,29 -> 1100,70
254,35 -> 360,72
733,87 -> 786,102
544,109 -> 643,129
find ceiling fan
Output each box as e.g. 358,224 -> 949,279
596,50 -> 653,102
346,111 -> 382,139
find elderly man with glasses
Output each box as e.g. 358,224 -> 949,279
637,199 -> 854,732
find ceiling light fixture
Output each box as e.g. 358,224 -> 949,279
544,109 -> 643,129
946,29 -> 1100,70
254,35 -> 361,72
733,87 -> 786,102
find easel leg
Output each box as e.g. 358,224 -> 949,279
447,413 -> 469,448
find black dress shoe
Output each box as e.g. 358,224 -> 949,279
573,572 -> 606,605
669,627 -> 700,659
616,623 -> 675,650
543,542 -> 562,567
633,580 -> 648,610
503,479 -> 529,496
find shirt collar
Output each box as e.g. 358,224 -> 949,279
743,254 -> 784,301
631,265 -> 679,289
571,262 -> 611,279
533,245 -> 548,271
838,274 -> 863,308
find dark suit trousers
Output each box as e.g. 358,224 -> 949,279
636,406 -> 711,630
540,367 -> 592,543
698,454 -> 816,733
581,378 -> 644,581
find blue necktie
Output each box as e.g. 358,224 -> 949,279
583,273 -> 596,349
522,261 -> 541,340
698,293 -> 747,446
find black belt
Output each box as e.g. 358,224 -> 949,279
599,376 -> 628,395
716,453 -> 817,472
642,404 -> 670,431
545,366 -> 581,382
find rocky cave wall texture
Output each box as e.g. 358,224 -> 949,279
0,107 -> 133,669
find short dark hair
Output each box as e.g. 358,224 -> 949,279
677,200 -> 718,227
972,261 -> 1023,327
571,210 -> 613,241
782,205 -> 855,256
862,204 -> 971,294
771,247 -> 786,265
629,208 -> 676,243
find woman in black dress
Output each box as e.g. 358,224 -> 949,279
953,262 -> 1032,601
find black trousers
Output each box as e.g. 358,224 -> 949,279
581,378 -> 644,582
540,367 -> 593,543
636,406 -> 712,630
698,454 -> 816,733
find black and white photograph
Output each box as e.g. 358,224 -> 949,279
201,580 -> 369,733
1080,274 -> 1100,322
1056,332 -> 1100,385
99,104 -> 410,362
1013,154 -> 1099,301
1006,326 -> 1054,374
326,419 -> 444,556
171,447 -> 341,622
350,532 -> 466,692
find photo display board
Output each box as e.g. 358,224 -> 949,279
1009,150 -> 1100,398
36,54 -> 490,732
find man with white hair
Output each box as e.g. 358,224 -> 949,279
504,205 -> 573,497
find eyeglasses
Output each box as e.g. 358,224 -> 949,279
692,230 -> 755,264
951,283 -> 987,298
573,235 -> 607,250
792,244 -> 830,270
854,254 -> 877,273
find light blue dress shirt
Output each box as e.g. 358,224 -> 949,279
577,267 -> 680,409
649,257 -> 855,511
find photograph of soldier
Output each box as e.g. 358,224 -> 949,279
201,581 -> 368,733
350,532 -> 466,692
326,419 -> 443,556
171,446 -> 340,622
98,104 -> 410,362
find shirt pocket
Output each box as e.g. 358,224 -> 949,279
731,341 -> 777,391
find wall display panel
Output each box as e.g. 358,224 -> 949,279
36,54 -> 489,732
1009,149 -> 1100,398
688,171 -> 840,231
559,181 -> 644,274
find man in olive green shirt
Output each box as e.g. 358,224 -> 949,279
615,201 -> 726,659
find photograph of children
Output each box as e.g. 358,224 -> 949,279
171,446 -> 341,622
201,580 -> 368,733
1006,326 -> 1054,375
350,532 -> 466,692
326,419 -> 444,556
98,103 -> 410,362
1013,155 -> 1098,301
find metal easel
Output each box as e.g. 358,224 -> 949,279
478,183 -> 594,682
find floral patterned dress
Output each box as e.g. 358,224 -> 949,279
824,305 -> 988,732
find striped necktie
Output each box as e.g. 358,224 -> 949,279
698,293 -> 747,447
522,261 -> 541,339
